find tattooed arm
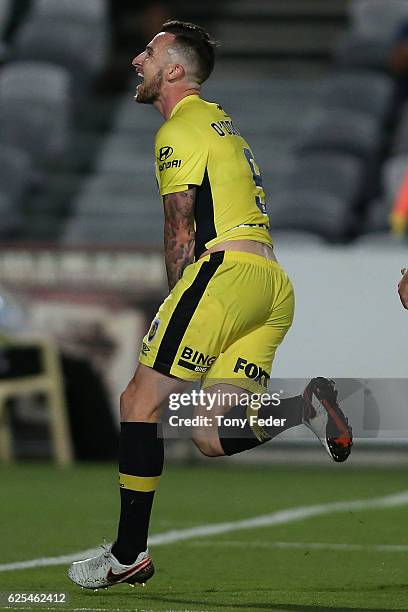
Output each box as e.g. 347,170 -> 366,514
163,187 -> 196,291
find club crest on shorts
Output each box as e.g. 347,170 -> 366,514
147,318 -> 160,342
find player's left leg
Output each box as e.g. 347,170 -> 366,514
190,304 -> 305,458
192,377 -> 352,462
192,288 -> 352,462
190,381 -> 305,457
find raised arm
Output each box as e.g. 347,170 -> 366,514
163,187 -> 196,291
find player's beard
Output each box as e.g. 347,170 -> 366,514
136,69 -> 163,104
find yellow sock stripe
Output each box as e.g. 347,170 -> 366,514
119,473 -> 161,492
246,403 -> 271,443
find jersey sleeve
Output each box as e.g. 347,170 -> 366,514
155,118 -> 208,196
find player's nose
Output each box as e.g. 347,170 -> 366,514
132,52 -> 143,69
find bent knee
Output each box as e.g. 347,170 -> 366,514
119,382 -> 157,422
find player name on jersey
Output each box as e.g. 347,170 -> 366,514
211,120 -> 241,137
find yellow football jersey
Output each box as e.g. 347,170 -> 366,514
154,95 -> 273,258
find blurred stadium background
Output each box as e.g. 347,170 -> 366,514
0,1 -> 407,609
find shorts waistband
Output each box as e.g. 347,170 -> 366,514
203,250 -> 283,269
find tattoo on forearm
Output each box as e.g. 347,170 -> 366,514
163,188 -> 196,291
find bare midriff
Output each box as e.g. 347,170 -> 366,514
199,240 -> 278,263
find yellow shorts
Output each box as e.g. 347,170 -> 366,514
139,251 -> 294,392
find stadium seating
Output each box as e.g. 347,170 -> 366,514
329,0 -> 408,236
0,0 -> 114,241
109,98 -> 161,134
71,174 -> 157,216
204,80 -> 322,129
283,154 -> 364,205
0,0 -> 11,56
296,109 -> 381,160
334,0 -> 408,71
261,157 -> 296,199
0,144 -> 32,204
0,0 -> 403,245
269,189 -> 353,241
0,0 -> 10,33
231,103 -> 312,137
0,60 -> 71,104
333,33 -> 392,71
267,152 -> 365,241
94,134 -> 154,174
350,0 -> 408,37
0,62 -> 71,164
319,73 -> 394,119
391,103 -> 408,155
14,20 -> 108,91
63,171 -> 161,245
30,0 -> 108,27
52,132 -> 106,174
0,192 -> 23,236
363,198 -> 390,233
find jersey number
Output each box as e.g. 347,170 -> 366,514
243,148 -> 267,215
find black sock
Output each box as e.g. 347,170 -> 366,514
218,395 -> 304,456
111,422 -> 163,565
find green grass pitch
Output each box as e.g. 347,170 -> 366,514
1,462 -> 407,611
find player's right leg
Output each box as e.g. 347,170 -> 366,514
68,363 -> 188,589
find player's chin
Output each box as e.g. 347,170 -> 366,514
135,87 -> 158,105
135,94 -> 151,104
134,84 -> 145,101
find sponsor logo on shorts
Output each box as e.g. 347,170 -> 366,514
147,318 -> 160,342
177,345 -> 217,373
158,146 -> 174,161
233,357 -> 270,388
141,342 -> 150,356
159,159 -> 182,171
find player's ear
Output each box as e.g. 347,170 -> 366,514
167,63 -> 185,82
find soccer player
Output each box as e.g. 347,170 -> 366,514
68,21 -> 352,589
399,268 -> 408,308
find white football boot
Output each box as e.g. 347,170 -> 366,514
302,377 -> 352,462
68,545 -> 154,589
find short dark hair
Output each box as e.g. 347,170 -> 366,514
161,20 -> 217,84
